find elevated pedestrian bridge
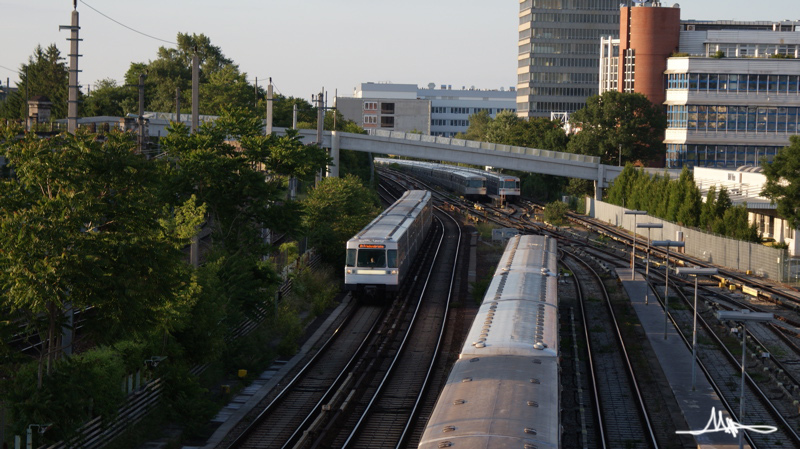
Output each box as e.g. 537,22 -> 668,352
282,127 -> 623,198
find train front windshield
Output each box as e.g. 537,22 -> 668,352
503,179 -> 520,189
346,248 -> 398,268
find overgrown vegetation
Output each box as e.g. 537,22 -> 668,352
606,164 -> 760,242
0,104 -> 375,445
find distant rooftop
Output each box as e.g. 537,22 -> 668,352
682,19 -> 800,31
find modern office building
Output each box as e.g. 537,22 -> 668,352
599,3 -> 800,169
337,83 -> 516,137
665,23 -> 800,168
517,0 -> 621,118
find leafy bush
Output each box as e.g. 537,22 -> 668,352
6,347 -> 126,443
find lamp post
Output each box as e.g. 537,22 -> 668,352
717,309 -> 774,449
676,267 -> 718,391
26,423 -> 52,449
637,223 -> 663,305
652,240 -> 685,339
624,210 -> 647,280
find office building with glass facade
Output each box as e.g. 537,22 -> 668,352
664,26 -> 800,168
517,0 -> 620,118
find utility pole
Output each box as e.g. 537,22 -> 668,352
176,87 -> 181,123
137,73 -> 146,154
191,47 -> 199,134
265,78 -> 273,135
315,89 -> 324,186
59,0 -> 81,134
254,76 -> 258,109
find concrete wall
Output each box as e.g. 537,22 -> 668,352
587,197 -> 787,280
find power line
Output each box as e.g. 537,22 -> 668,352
79,0 -> 178,45
0,64 -> 20,74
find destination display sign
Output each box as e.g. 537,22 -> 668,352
359,244 -> 386,249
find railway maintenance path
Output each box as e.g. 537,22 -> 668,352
618,268 -> 750,449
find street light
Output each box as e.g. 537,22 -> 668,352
676,267 -> 718,391
624,210 -> 647,280
27,423 -> 52,449
652,240 -> 685,339
717,309 -> 774,449
637,223 -> 663,305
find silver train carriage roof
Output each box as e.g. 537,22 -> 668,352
375,157 -> 486,183
461,234 -> 559,358
348,189 -> 431,244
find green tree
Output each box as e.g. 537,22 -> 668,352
543,200 -> 569,226
762,136 -> 800,229
83,78 -> 129,117
0,125 -> 199,386
0,44 -> 70,120
302,175 -> 382,265
464,109 -> 492,141
567,91 -> 666,165
121,33 -> 261,116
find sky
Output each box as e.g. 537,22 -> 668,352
1,0 -> 798,101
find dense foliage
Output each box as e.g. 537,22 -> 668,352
0,104 -> 369,442
762,136 -> 800,230
0,44 -> 71,120
606,164 -> 759,242
567,91 -> 667,166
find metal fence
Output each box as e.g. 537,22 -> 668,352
586,198 -> 788,281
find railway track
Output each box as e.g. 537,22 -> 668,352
562,251 -> 660,449
220,178 -> 464,449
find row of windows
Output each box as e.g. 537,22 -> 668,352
431,119 -> 447,126
431,106 -> 447,114
520,56 -> 599,68
517,86 -> 596,97
708,43 -> 800,58
450,120 -> 469,127
666,143 -> 784,168
520,42 -> 605,56
667,73 -> 800,95
450,107 -> 470,114
518,101 -> 586,113
528,27 -> 614,40
667,104 -> 800,133
521,0 -> 621,11
521,71 -> 599,84
524,12 -> 619,24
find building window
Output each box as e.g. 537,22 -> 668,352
432,106 -> 447,114
363,101 -> 377,111
381,103 -> 395,114
450,107 -> 470,114
623,49 -> 635,92
363,115 -> 377,125
380,116 -> 394,128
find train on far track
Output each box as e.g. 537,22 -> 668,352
375,158 -> 487,199
418,233 -> 561,449
344,189 -> 433,301
376,157 -> 520,203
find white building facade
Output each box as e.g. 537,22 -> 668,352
665,23 -> 800,168
337,83 -> 516,137
693,166 -> 799,257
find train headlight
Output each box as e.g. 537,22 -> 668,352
390,270 -> 398,275
346,269 -> 353,274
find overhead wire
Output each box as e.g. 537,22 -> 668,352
79,0 -> 178,46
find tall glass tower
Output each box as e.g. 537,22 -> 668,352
517,0 -> 621,118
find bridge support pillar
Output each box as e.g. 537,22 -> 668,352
595,164 -> 605,200
328,131 -> 340,178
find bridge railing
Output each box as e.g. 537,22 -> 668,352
369,129 -> 599,165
